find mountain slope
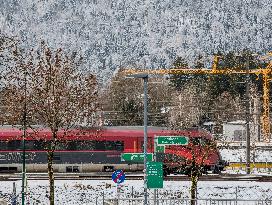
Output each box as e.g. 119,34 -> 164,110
0,0 -> 271,82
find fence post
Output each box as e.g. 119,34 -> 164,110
235,187 -> 238,205
95,196 -> 98,205
102,192 -> 104,205
131,186 -> 134,198
11,182 -> 16,205
196,188 -> 198,205
156,190 -> 159,205
154,189 -> 156,205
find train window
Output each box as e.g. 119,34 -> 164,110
73,140 -> 124,151
0,141 -> 8,150
95,141 -> 106,150
7,141 -> 21,150
33,140 -> 46,150
67,141 -> 77,150
25,141 -> 34,150
104,141 -> 124,151
0,140 -> 33,150
55,142 -> 68,150
77,141 -> 95,150
115,141 -> 124,151
0,140 -> 48,151
106,141 -> 118,150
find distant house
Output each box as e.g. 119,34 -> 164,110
223,120 -> 260,142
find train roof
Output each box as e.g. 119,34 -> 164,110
0,125 -> 213,140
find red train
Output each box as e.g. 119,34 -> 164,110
0,126 -> 226,174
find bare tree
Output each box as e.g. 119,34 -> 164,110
212,91 -> 245,124
101,68 -> 172,126
168,80 -> 210,129
0,34 -> 20,124
4,42 -> 98,205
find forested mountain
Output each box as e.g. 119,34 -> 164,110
0,0 -> 271,83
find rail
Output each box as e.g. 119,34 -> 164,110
100,198 -> 272,205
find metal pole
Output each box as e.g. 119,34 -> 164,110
246,55 -> 251,174
143,76 -> 148,205
11,182 -> 16,205
153,137 -> 157,205
22,131 -> 26,205
22,66 -> 27,205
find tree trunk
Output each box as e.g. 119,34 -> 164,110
190,172 -> 198,205
47,150 -> 54,205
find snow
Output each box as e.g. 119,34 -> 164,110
219,148 -> 272,163
1,179 -> 272,204
1,1 -> 272,83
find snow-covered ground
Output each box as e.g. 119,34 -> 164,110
0,148 -> 270,204
1,179 -> 272,205
219,148 -> 272,163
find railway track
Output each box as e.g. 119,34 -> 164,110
1,173 -> 272,181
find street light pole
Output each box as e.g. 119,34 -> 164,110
143,75 -> 148,205
126,73 -> 148,205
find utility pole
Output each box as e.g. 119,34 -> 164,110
22,66 -> 27,205
245,55 -> 251,175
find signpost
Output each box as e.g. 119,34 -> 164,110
112,170 -> 126,184
156,145 -> 165,153
112,170 -> 126,203
157,136 -> 189,145
147,162 -> 163,189
121,153 -> 153,162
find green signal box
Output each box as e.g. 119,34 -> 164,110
147,162 -> 163,189
121,153 -> 153,162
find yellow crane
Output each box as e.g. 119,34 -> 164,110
124,55 -> 272,142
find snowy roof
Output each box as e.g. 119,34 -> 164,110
223,120 -> 246,125
203,122 -> 216,126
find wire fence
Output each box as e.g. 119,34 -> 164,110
99,198 -> 272,205
2,181 -> 272,204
